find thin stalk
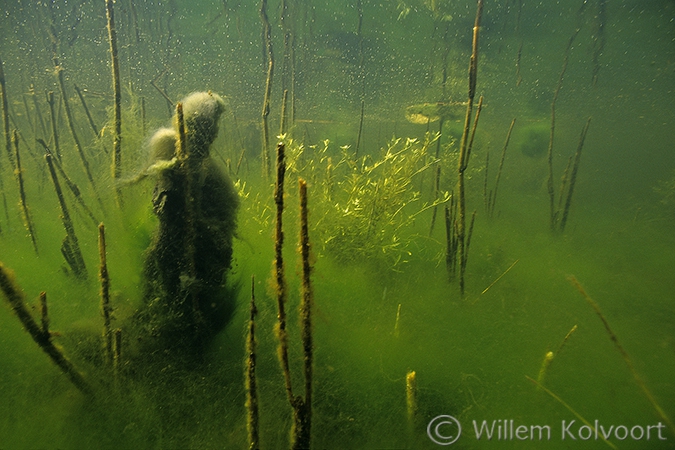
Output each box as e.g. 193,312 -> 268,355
246,275 -> 260,450
73,84 -> 99,137
37,138 -> 99,227
21,94 -> 35,139
46,91 -> 61,159
463,210 -> 477,274
175,102 -> 199,316
150,68 -> 174,110
489,118 -> 516,218
0,263 -> 93,396
295,178 -> 313,450
106,0 -> 123,206
557,155 -> 573,214
53,57 -> 96,189
559,117 -> 591,232
260,0 -> 274,178
273,141 -> 293,402
547,29 -> 580,230
113,328 -> 122,386
45,151 -> 87,280
0,56 -> 12,167
355,99 -> 365,158
98,223 -> 113,365
479,259 -> 519,296
455,0 -> 483,296
12,130 -> 38,254
39,291 -> 49,336
280,88 -> 288,136
526,376 -> 616,450
428,119 -> 444,237
30,85 -> 48,139
483,151 -> 490,212
568,276 -> 675,437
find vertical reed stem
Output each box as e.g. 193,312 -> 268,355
246,275 -> 260,450
113,328 -> 122,385
46,91 -> 61,160
355,99 -> 365,158
0,56 -> 12,167
53,56 -> 100,205
37,138 -> 98,227
73,84 -> 99,137
45,151 -> 87,279
455,0 -> 483,295
489,118 -> 516,218
98,223 -> 113,365
547,29 -> 580,230
12,130 -> 38,254
280,88 -> 289,136
273,141 -> 293,402
260,0 -> 274,178
295,178 -> 313,450
175,102 -> 199,316
106,0 -> 123,205
559,117 -> 591,232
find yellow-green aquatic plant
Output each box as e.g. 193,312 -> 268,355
285,133 -> 451,270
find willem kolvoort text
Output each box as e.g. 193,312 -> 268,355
472,419 -> 668,442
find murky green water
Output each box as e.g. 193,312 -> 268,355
0,0 -> 674,448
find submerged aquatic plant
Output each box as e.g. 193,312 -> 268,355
284,133 -> 451,270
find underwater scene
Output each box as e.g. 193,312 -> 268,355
0,0 -> 674,449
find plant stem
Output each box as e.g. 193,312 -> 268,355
0,263 -> 93,396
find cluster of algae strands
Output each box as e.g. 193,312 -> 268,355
1,0 -> 675,449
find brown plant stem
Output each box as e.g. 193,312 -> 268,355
455,0 -> 483,296
246,275 -> 260,450
260,0 -> 274,178
12,130 -> 38,254
559,117 -> 591,232
526,376 -> 617,449
547,28 -> 580,230
52,56 -> 101,208
280,88 -> 289,136
355,99 -> 365,158
444,196 -> 457,281
39,291 -> 49,335
175,102 -> 199,316
568,276 -> 675,436
489,118 -> 516,218
98,223 -> 113,365
273,141 -> 292,402
150,68 -> 174,110
295,178 -> 313,450
0,263 -> 93,396
557,155 -> 573,214
0,55 -> 12,167
113,328 -> 122,386
73,84 -> 99,137
46,91 -> 61,160
45,151 -> 87,280
37,138 -> 98,227
106,0 -> 123,205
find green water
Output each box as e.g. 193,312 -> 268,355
0,0 -> 674,448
